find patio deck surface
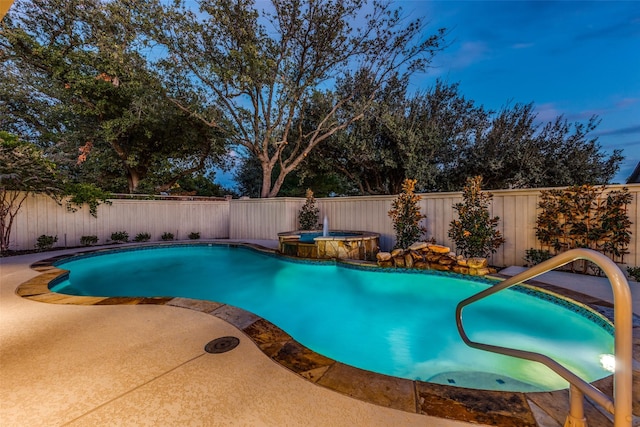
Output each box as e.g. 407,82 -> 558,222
1,240 -> 638,426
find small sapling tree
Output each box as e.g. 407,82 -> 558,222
449,176 -> 504,258
388,179 -> 426,249
0,132 -> 63,252
298,188 -> 320,230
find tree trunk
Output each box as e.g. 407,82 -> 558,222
127,169 -> 142,193
260,163 -> 273,198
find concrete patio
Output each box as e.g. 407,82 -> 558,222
1,241 -> 638,426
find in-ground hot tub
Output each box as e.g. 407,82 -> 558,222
277,230 -> 379,261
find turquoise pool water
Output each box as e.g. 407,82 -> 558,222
50,245 -> 614,391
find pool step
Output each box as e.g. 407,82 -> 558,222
426,371 -> 546,392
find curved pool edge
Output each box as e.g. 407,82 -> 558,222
15,242 -> 633,426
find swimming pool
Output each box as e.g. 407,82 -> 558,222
49,244 -> 614,392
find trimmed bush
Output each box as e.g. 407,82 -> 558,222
80,235 -> 98,246
188,232 -> 200,240
161,232 -> 174,241
388,179 -> 426,249
449,176 -> 504,258
35,234 -> 57,251
133,232 -> 151,242
627,266 -> 640,282
110,231 -> 129,243
523,248 -> 552,266
298,188 -> 320,230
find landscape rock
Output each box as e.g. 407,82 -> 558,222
377,242 -> 493,277
428,244 -> 451,254
391,248 -> 404,257
467,257 -> 488,268
376,252 -> 391,261
404,253 -> 414,268
409,241 -> 428,251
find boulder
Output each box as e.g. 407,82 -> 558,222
475,267 -> 490,276
409,241 -> 428,251
428,244 -> 450,254
457,259 -> 468,267
414,261 -> 429,269
452,266 -> 469,275
391,248 -> 404,258
426,253 -> 442,262
430,263 -> 450,271
394,256 -> 406,268
376,252 -> 392,262
404,253 -> 414,268
377,260 -> 394,268
438,257 -> 454,265
467,257 -> 488,268
410,251 -> 423,261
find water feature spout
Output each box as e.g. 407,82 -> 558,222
323,215 -> 329,237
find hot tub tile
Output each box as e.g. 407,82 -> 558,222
317,363 -> 415,412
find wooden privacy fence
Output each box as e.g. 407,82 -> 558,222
7,195 -> 230,249
5,185 -> 640,268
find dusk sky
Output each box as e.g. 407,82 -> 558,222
401,0 -> 640,184
210,0 -> 640,189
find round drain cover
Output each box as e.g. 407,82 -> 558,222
205,336 -> 240,354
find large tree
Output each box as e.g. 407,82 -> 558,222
141,0 -> 446,197
1,0 -> 229,193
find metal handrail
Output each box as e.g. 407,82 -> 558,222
455,248 -> 633,427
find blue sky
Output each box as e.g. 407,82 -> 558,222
217,0 -> 640,188
400,0 -> 640,184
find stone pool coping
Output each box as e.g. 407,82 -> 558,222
15,242 -> 639,427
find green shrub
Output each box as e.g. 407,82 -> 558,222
64,183 -> 112,218
110,231 -> 129,243
161,232 -> 174,241
133,232 -> 151,242
298,188 -> 320,230
523,248 -> 552,266
448,176 -> 504,258
188,232 -> 200,240
35,234 -> 57,251
627,266 -> 640,282
80,235 -> 98,246
535,185 -> 632,263
388,179 -> 426,249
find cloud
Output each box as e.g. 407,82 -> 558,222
574,14 -> 640,42
595,125 -> 640,137
511,43 -> 534,49
534,103 -> 561,123
615,98 -> 640,109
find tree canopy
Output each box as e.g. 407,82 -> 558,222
245,80 -> 623,196
1,0 -> 230,194
140,0 -> 446,197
